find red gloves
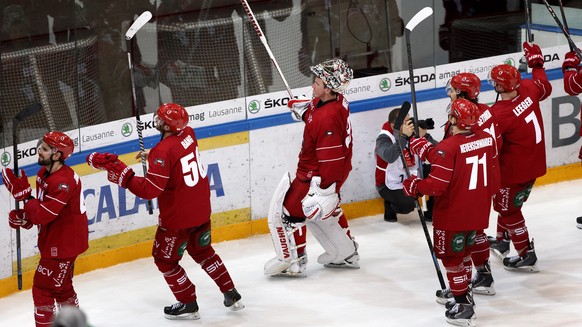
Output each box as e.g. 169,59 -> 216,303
86,152 -> 118,170
2,168 -> 32,201
523,42 -> 544,69
9,210 -> 33,230
86,152 -> 134,188
409,137 -> 433,162
562,50 -> 581,73
402,175 -> 421,197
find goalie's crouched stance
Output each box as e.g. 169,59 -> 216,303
264,174 -> 359,277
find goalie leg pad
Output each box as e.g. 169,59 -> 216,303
306,210 -> 357,265
264,173 -> 307,276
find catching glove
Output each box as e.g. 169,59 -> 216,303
105,159 -> 135,188
9,209 -> 33,230
2,168 -> 32,201
523,42 -> 544,69
409,137 -> 433,162
562,50 -> 581,73
288,97 -> 310,121
301,176 -> 339,221
402,175 -> 422,197
86,152 -> 118,170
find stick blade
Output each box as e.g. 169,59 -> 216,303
125,11 -> 152,40
405,7 -> 433,32
14,103 -> 41,123
393,101 -> 411,131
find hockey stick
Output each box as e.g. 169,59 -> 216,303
240,0 -> 294,98
393,101 -> 446,290
12,103 -> 42,290
541,0 -> 582,59
519,0 -> 533,72
404,7 -> 432,178
125,11 -> 154,215
557,0 -> 574,51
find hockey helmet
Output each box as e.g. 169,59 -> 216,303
488,64 -> 521,92
448,98 -> 479,130
310,58 -> 353,93
155,103 -> 189,133
447,73 -> 481,99
43,131 -> 75,160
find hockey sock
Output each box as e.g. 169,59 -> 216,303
201,254 -> 235,293
162,266 -> 196,303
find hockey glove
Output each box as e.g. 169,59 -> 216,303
523,42 -> 544,69
288,97 -> 310,121
2,168 -> 32,201
409,137 -> 433,162
9,209 -> 33,230
105,159 -> 134,188
402,175 -> 422,197
301,176 -> 339,221
562,50 -> 581,73
86,152 -> 118,170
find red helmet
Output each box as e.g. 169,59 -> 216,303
156,103 -> 189,133
449,98 -> 479,130
43,131 -> 75,160
447,73 -> 481,99
488,64 -> 521,92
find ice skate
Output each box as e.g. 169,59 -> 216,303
503,240 -> 539,273
577,216 -> 582,229
445,302 -> 476,327
444,288 -> 474,310
323,242 -> 360,269
488,232 -> 510,260
223,288 -> 245,311
436,288 -> 453,305
471,262 -> 495,295
269,254 -> 308,278
164,301 -> 200,320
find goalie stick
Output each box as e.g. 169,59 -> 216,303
12,103 -> 42,290
125,11 -> 154,215
541,0 -> 582,59
404,7 -> 432,178
393,101 -> 447,290
240,0 -> 294,99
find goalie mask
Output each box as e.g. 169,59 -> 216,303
310,58 -> 353,93
447,73 -> 481,100
41,131 -> 75,160
488,64 -> 520,92
155,103 -> 189,133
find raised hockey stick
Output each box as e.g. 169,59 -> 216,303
12,103 -> 42,290
393,101 -> 447,290
240,0 -> 294,98
125,11 -> 154,215
557,0 -> 574,51
404,7 -> 432,178
519,0 -> 533,72
541,0 -> 582,59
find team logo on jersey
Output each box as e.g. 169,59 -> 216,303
121,123 -> 133,137
379,78 -> 392,92
451,233 -> 465,252
436,150 -> 446,158
153,158 -> 165,167
248,100 -> 261,114
1,152 -> 10,167
58,183 -> 70,192
199,230 -> 211,247
324,130 -> 334,137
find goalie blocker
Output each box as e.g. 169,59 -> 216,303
264,174 -> 359,277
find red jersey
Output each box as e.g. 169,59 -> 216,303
297,93 -> 353,189
563,69 -> 582,137
490,68 -> 552,184
375,121 -> 391,187
416,131 -> 498,231
127,126 -> 211,230
24,165 -> 89,259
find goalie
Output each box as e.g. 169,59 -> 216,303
264,58 -> 359,277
